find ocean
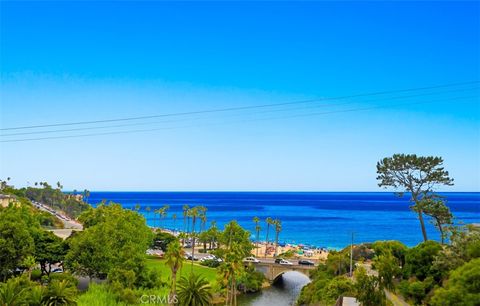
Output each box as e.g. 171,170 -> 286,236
87,192 -> 480,249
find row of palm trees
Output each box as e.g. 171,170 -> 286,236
253,216 -> 282,257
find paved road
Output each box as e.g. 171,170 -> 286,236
358,263 -> 410,306
385,290 -> 410,306
33,201 -> 83,239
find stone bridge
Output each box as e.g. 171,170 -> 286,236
250,262 -> 316,283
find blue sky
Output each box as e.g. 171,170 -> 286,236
0,1 -> 479,191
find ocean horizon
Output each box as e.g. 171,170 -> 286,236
86,191 -> 480,249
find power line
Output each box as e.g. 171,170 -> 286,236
1,95 -> 475,143
2,86 -> 477,137
1,80 -> 478,131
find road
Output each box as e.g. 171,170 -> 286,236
32,201 -> 83,238
357,263 -> 410,306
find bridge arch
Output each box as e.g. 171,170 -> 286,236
251,262 -> 315,283
272,270 -> 311,284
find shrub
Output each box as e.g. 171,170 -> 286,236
31,269 -> 42,281
200,259 -> 221,268
430,258 -> 480,306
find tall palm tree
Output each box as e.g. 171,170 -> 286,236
145,206 -> 151,226
182,205 -> 190,233
154,208 -> 162,228
160,205 -> 170,229
165,240 -> 185,304
83,189 -> 90,204
176,273 -> 212,306
188,207 -> 199,271
253,217 -> 261,257
264,217 -> 273,258
42,279 -> 77,306
172,213 -> 177,231
273,219 -> 282,257
196,206 -> 207,232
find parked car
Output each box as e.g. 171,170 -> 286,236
279,259 -> 293,266
243,257 -> 260,263
200,255 -> 216,262
187,254 -> 199,261
298,260 -> 315,266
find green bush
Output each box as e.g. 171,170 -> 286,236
200,259 -> 221,268
237,266 -> 265,293
430,258 -> 480,306
31,269 -> 42,281
77,283 -> 129,306
404,241 -> 442,281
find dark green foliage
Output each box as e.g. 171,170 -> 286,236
374,251 -> 401,291
216,220 -> 253,259
430,258 -> 480,306
354,267 -> 386,306
322,276 -> 355,304
433,225 -> 480,275
398,277 -> 434,305
404,241 -> 442,281
199,259 -> 221,268
177,273 -> 213,306
34,230 -> 67,276
0,276 -> 29,305
377,154 -> 454,241
297,264 -> 355,305
19,183 -> 89,218
0,205 -> 37,280
372,240 -> 408,266
65,203 -> 154,287
351,244 -> 375,261
237,265 -> 265,293
42,278 -> 78,306
152,231 -> 176,252
421,197 -> 453,244
325,251 -> 350,276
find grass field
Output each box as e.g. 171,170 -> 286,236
145,255 -> 218,285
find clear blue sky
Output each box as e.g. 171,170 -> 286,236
1,1 -> 479,191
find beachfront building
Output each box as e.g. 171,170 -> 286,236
0,194 -> 19,207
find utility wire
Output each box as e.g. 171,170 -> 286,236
1,95 -> 475,143
1,80 -> 478,131
2,86 -> 477,137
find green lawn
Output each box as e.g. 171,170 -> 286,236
145,255 -> 218,285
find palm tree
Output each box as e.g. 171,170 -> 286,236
165,240 -> 185,304
188,207 -> 199,271
22,255 -> 36,280
182,205 -> 190,233
273,219 -> 282,257
154,208 -> 162,228
145,206 -> 151,226
218,262 -> 235,305
253,217 -> 261,257
177,273 -> 212,306
198,206 -> 207,232
42,279 -> 77,306
264,217 -> 273,258
172,213 -> 177,231
83,189 -> 90,204
160,205 -> 170,229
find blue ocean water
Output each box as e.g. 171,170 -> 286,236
87,192 -> 480,249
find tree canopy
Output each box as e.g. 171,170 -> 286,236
377,154 -> 454,241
